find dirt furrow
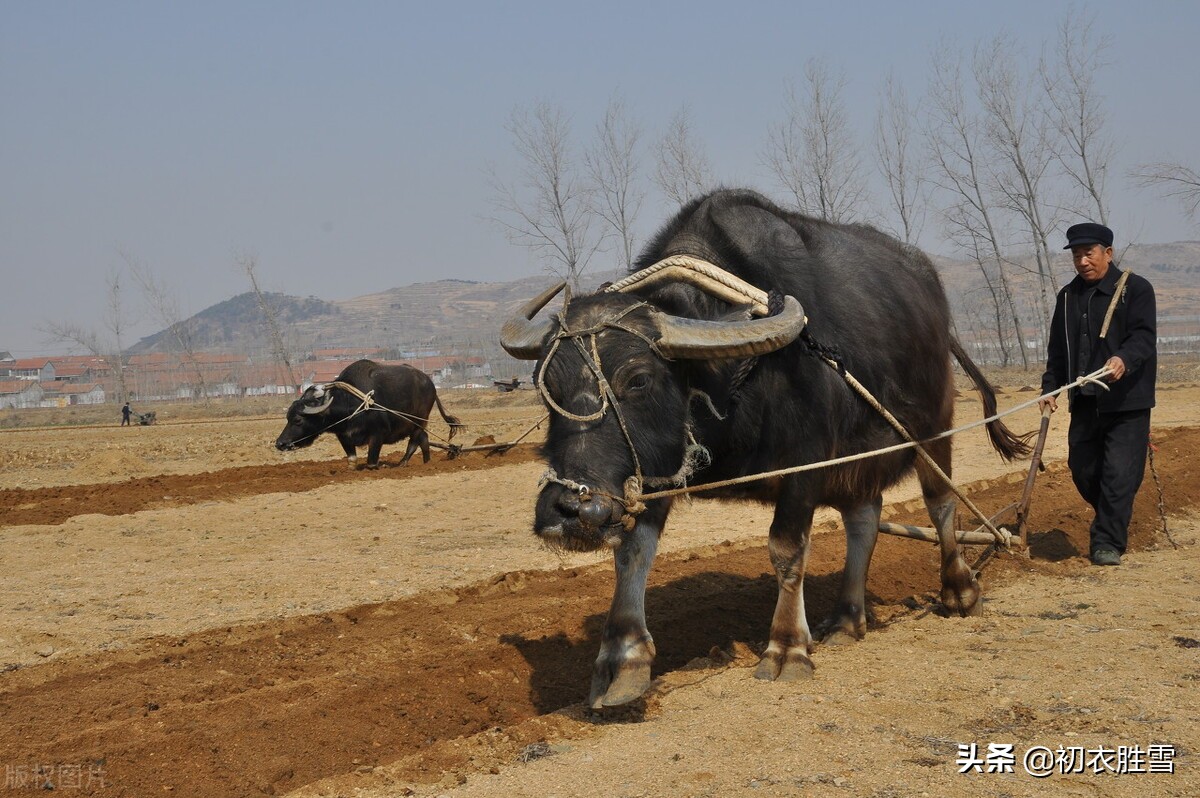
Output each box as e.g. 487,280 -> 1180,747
4,426 -> 1198,797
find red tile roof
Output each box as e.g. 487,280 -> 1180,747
0,380 -> 42,394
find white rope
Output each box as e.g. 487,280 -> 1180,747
321,380 -> 461,445
569,255 -> 1113,548
634,367 -> 1113,507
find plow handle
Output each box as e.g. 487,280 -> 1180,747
1014,405 -> 1053,547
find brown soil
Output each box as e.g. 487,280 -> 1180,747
0,445 -> 542,528
1,389 -> 1198,798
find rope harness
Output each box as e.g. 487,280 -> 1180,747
534,298 -> 712,530
533,256 -> 1118,548
287,380 -> 462,448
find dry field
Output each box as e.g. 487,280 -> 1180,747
1,384 -> 1199,797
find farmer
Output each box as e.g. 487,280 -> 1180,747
121,402 -> 132,426
1039,223 -> 1157,566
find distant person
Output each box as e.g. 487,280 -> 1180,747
121,402 -> 132,426
1039,223 -> 1157,566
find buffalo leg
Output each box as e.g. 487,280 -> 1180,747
399,432 -> 422,465
338,437 -> 359,469
821,496 -> 882,645
365,438 -> 383,469
917,439 -> 980,616
755,491 -> 816,682
417,428 -> 432,463
589,519 -> 659,708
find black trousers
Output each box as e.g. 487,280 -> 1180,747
1067,398 -> 1151,555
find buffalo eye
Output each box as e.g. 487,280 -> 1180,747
624,372 -> 651,394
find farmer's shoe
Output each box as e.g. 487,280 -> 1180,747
1091,548 -> 1122,566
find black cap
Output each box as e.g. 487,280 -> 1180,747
1063,222 -> 1114,250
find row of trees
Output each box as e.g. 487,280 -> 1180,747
489,13 -> 1198,365
42,251 -> 295,402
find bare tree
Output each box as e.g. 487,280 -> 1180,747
1040,10 -> 1113,225
975,34 -> 1059,333
488,102 -> 603,286
925,45 -> 1027,366
124,250 -> 210,399
236,253 -> 297,390
40,267 -> 132,402
763,61 -> 869,223
585,96 -> 645,270
653,105 -> 713,207
873,72 -> 926,243
1131,162 -> 1200,224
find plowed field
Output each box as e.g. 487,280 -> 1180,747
2,386 -> 1198,797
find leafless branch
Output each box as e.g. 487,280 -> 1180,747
653,105 -> 713,207
763,60 -> 869,223
236,253 -> 297,389
487,102 -> 603,286
123,249 -> 210,399
975,33 -> 1059,333
38,266 -> 132,401
1131,162 -> 1200,222
924,43 -> 1027,366
1039,9 -> 1113,225
873,72 -> 927,243
585,95 -> 645,270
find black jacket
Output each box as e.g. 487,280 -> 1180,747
1040,265 -> 1156,413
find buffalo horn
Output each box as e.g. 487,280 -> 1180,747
654,295 -> 806,360
301,391 -> 335,415
499,281 -> 567,360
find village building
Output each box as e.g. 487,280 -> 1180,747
3,358 -> 56,381
0,380 -> 45,409
40,382 -> 106,407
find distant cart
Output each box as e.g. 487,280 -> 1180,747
136,411 -> 157,426
493,378 -> 523,393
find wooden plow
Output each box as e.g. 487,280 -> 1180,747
429,413 -> 548,460
877,405 -> 1053,553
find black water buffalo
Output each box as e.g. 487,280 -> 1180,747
275,359 -> 463,468
500,189 -> 1029,708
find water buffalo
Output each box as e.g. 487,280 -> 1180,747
500,189 -> 1029,708
275,359 -> 463,468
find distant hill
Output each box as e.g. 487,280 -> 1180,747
933,241 -> 1200,359
129,270 -> 622,378
130,243 -> 1200,371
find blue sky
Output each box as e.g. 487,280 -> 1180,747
2,1 -> 1197,355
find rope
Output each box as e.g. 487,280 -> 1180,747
533,298 -> 664,529
321,380 -> 462,445
539,254 -> 1116,550
1098,269 -> 1132,339
822,359 -> 1007,545
283,388 -> 380,446
631,368 -> 1115,522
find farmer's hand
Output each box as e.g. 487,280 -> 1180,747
1104,356 -> 1126,382
1039,395 -> 1058,414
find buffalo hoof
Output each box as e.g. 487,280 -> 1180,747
589,637 -> 655,708
815,606 -> 866,645
589,661 -> 653,709
820,628 -> 860,647
753,646 -> 814,682
940,555 -> 982,616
